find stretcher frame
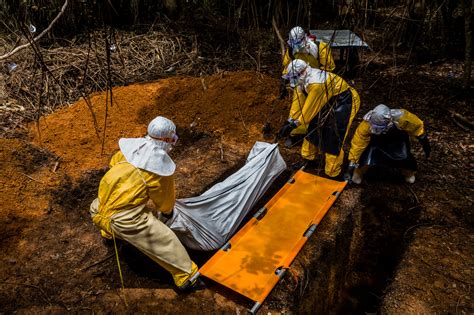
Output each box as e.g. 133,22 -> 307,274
190,170 -> 347,314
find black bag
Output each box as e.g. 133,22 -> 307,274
359,126 -> 417,170
306,89 -> 352,156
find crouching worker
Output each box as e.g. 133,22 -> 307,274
277,59 -> 360,178
89,116 -> 204,292
344,104 -> 431,184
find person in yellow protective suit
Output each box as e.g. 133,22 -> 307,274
277,59 -> 360,178
89,116 -> 204,292
344,104 -> 431,184
282,26 -> 336,76
279,26 -> 336,147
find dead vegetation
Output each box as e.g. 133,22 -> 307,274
0,29 -> 203,137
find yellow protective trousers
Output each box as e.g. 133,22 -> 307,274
90,198 -> 197,288
301,88 -> 361,177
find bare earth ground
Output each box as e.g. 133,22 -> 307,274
0,59 -> 473,313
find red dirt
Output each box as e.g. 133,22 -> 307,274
0,71 -> 295,313
30,71 -> 286,180
1,65 -> 472,314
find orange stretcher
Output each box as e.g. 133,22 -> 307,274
190,170 -> 347,314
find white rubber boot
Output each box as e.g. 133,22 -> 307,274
405,175 -> 416,184
352,171 -> 363,184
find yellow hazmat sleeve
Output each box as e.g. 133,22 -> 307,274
348,121 -> 372,163
145,173 -> 176,214
282,49 -> 292,75
109,151 -> 126,167
289,87 -> 306,120
396,109 -> 425,137
318,42 -> 336,72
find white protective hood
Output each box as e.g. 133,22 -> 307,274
119,136 -> 176,176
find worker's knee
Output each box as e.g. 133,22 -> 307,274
89,198 -> 100,218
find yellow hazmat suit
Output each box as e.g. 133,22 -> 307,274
292,70 -> 360,177
348,109 -> 425,164
89,151 -> 198,288
282,41 -> 336,73
282,40 -> 336,136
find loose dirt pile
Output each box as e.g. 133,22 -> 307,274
29,71 -> 286,179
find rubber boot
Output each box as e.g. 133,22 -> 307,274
352,171 -> 363,184
401,169 -> 416,184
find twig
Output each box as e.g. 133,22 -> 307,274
404,183 -> 420,205
456,285 -> 471,314
219,143 -> 224,161
81,253 -> 115,271
20,172 -> 44,184
450,115 -> 470,131
0,281 -> 52,305
404,223 -> 437,239
238,109 -> 248,131
449,110 -> 474,129
199,72 -> 207,91
0,0 -> 69,60
271,16 -> 285,57
52,161 -> 59,172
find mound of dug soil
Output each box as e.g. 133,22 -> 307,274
31,71 -> 287,180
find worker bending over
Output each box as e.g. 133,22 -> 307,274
280,26 -> 336,99
280,26 -> 337,146
282,26 -> 336,74
345,104 -> 431,184
278,59 -> 360,178
89,116 -> 203,291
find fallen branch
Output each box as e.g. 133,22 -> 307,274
448,110 -> 474,130
450,115 -> 470,131
0,0 -> 69,61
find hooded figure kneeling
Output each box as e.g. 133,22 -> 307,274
89,116 -> 203,292
344,104 -> 431,184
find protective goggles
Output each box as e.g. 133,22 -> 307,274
288,75 -> 300,88
369,122 -> 390,134
150,133 -> 179,145
288,37 -> 305,49
283,68 -> 306,87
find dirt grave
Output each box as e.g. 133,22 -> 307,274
0,66 -> 472,314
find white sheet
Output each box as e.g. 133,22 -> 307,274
166,142 -> 286,251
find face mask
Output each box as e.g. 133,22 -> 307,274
171,134 -> 179,145
288,37 -> 305,53
289,74 -> 300,88
369,122 -> 391,135
147,133 -> 178,152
